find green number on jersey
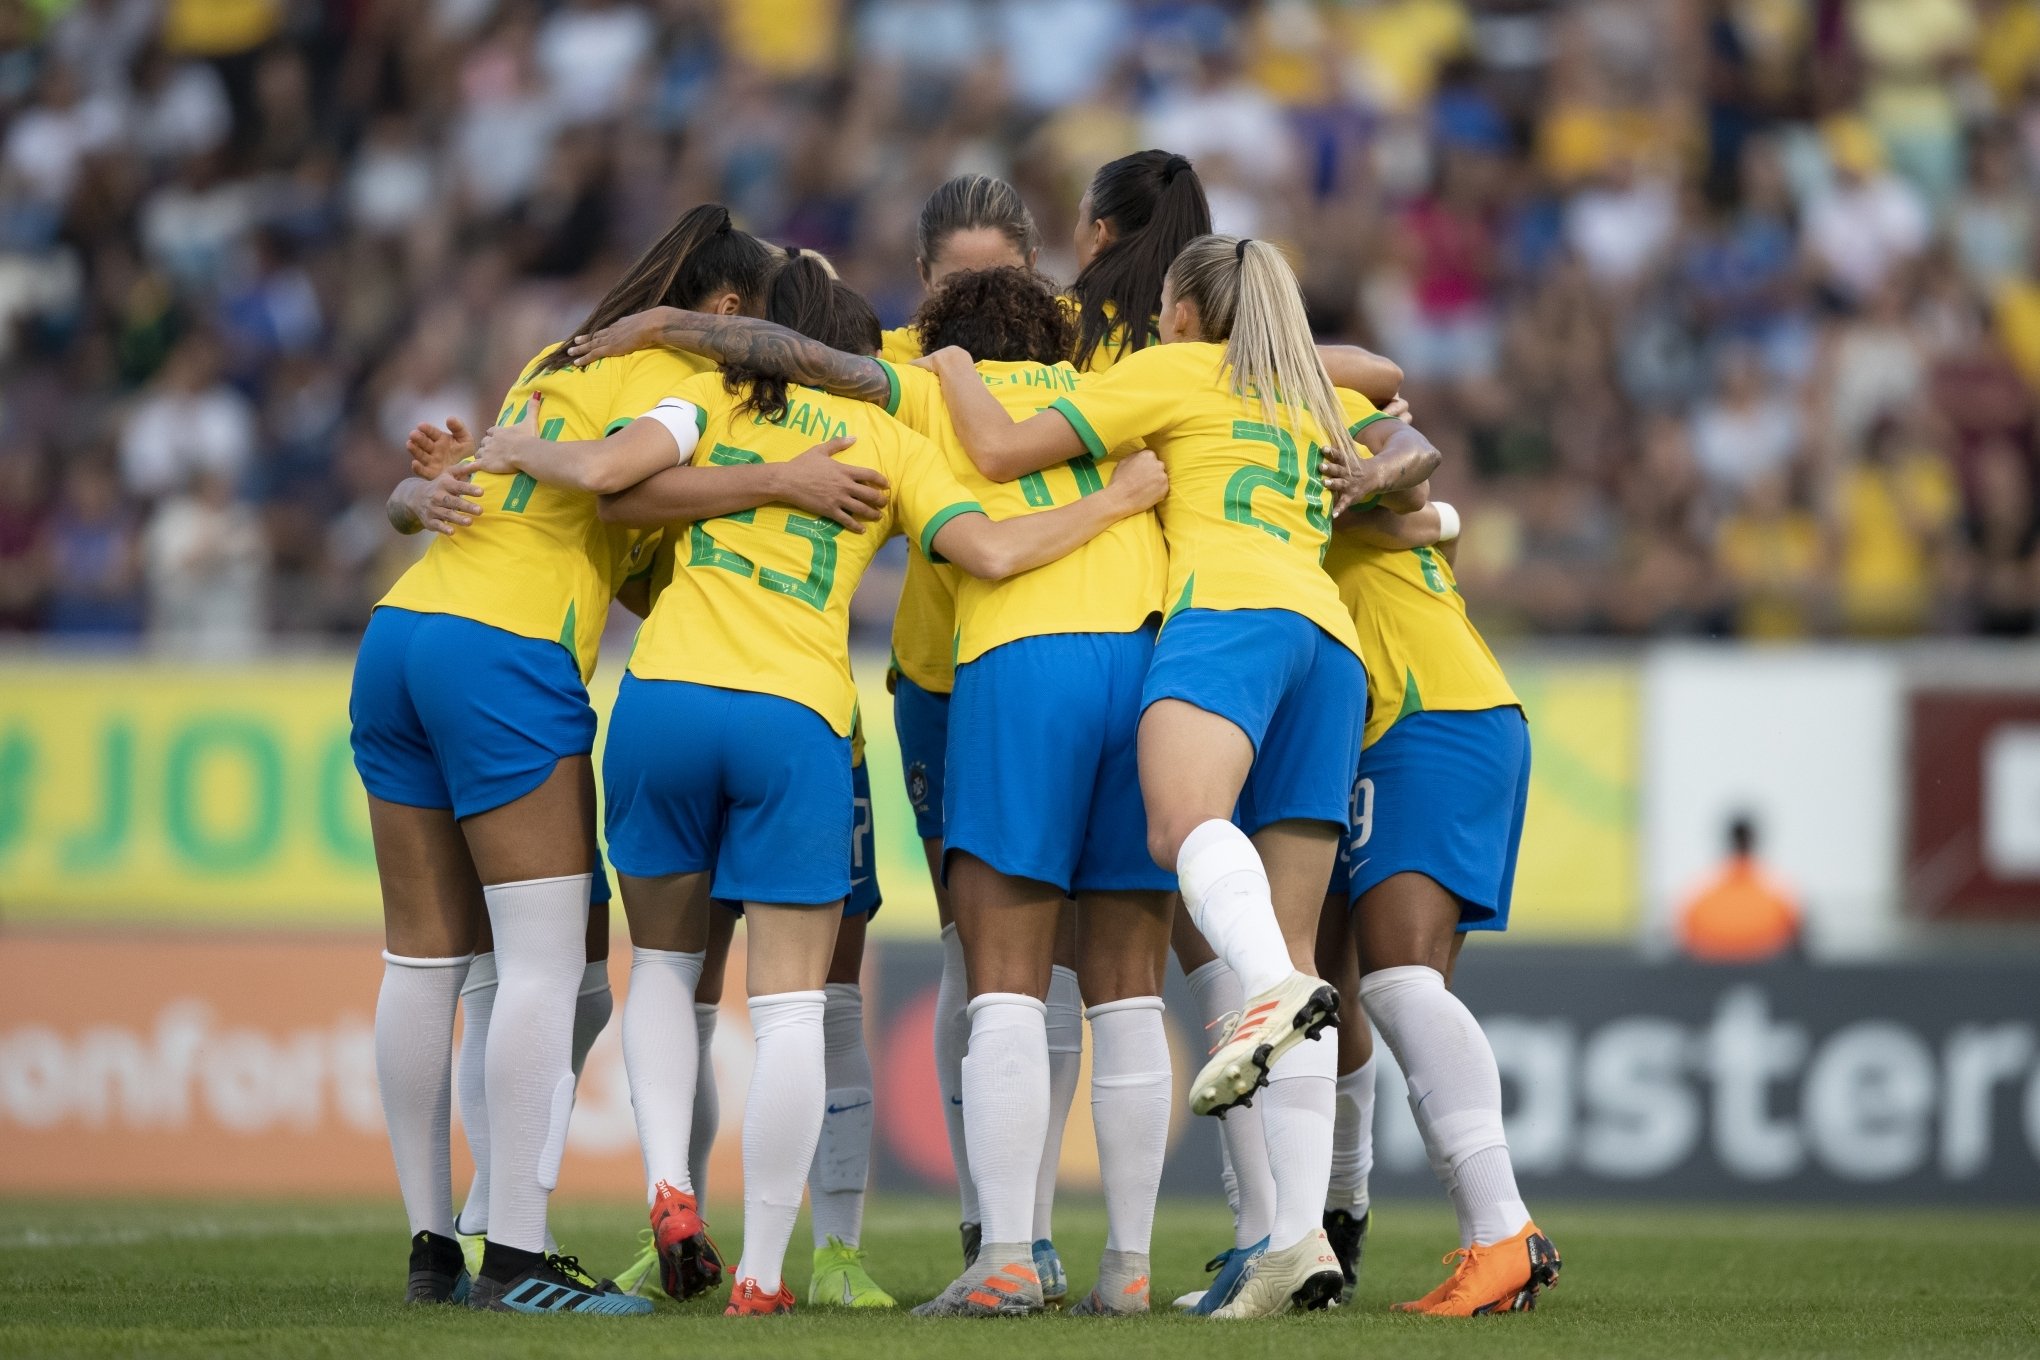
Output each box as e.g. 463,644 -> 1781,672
688,443 -> 763,576
1413,546 -> 1450,593
686,444 -> 847,609
500,412 -> 565,514
1016,452 -> 1106,509
1224,421 -> 1299,541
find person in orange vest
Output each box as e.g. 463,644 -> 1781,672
1677,815 -> 1803,962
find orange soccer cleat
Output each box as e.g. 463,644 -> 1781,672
724,1277 -> 796,1317
1394,1222 -> 1561,1317
649,1180 -> 725,1301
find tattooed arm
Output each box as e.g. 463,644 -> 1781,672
563,308 -> 894,406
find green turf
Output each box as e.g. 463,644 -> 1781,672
2,1197 -> 2035,1358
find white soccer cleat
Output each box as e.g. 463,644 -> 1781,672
1188,971 -> 1338,1117
1208,1230 -> 1343,1319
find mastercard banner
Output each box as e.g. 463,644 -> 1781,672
0,651 -> 1638,938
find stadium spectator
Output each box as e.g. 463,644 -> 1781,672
1,0 -> 2036,648
140,466 -> 269,655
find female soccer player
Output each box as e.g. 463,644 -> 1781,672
466,254 -> 1166,1317
924,234 -> 1437,1318
1314,392 -> 1563,1317
359,205 -> 879,1315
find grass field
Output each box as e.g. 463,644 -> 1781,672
3,1196 -> 2036,1359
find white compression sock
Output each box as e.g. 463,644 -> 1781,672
1328,1055 -> 1376,1216
571,959 -> 611,1078
737,990 -> 828,1294
1034,965 -> 1082,1243
1409,1090 -> 1469,1247
690,1001 -> 720,1211
482,875 -> 590,1253
453,952 -> 495,1236
1086,997 -> 1170,1256
1176,820 -> 1295,998
810,982 -> 874,1247
1260,1031 -> 1337,1253
962,993 -> 1049,1249
1184,959 -> 1277,1247
623,946 -> 704,1200
376,951 -> 470,1239
935,923 -> 978,1226
1361,965 -> 1528,1246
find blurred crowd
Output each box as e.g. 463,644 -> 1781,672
3,0 -> 2040,652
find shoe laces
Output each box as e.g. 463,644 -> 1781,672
1204,1009 -> 1242,1055
545,1252 -> 593,1286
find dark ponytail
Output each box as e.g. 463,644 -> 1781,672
725,248 -> 883,424
537,203 -> 774,373
1069,150 -> 1212,370
916,174 -> 1039,269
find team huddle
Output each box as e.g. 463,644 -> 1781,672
352,150 -> 1559,1321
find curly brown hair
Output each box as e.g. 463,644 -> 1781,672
911,266 -> 1073,366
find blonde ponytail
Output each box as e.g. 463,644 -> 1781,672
1164,235 -> 1354,462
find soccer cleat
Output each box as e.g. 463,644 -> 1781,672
1189,971 -> 1338,1116
1067,1248 -> 1150,1316
809,1236 -> 896,1308
1173,1237 -> 1268,1314
614,1230 -> 661,1301
959,1220 -> 982,1268
457,1230 -> 485,1283
1032,1239 -> 1067,1306
1395,1222 -> 1561,1316
1208,1229 -> 1343,1319
649,1180 -> 725,1301
911,1250 -> 1045,1317
405,1229 -> 470,1304
1324,1208 -> 1370,1305
467,1251 -> 654,1315
725,1277 -> 796,1316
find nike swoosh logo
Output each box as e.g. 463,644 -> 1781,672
850,876 -> 872,888
826,1100 -> 872,1114
949,1095 -> 964,1107
1352,857 -> 1369,872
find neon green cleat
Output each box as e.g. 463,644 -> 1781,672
458,1231 -> 485,1283
808,1236 -> 896,1308
613,1229 -> 664,1302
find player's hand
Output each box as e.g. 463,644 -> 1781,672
567,308 -> 671,366
400,468 -> 485,536
472,394 -> 543,475
407,417 -> 474,479
912,345 -> 975,378
775,435 -> 888,531
1105,449 -> 1168,512
1383,395 -> 1412,424
1323,445 -> 1383,517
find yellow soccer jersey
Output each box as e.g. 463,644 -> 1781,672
1047,340 -> 1359,656
880,325 -> 923,366
626,372 -> 983,735
890,545 -> 958,694
376,345 -> 708,682
1323,389 -> 1518,747
1061,296 -> 1156,373
886,358 -> 1165,666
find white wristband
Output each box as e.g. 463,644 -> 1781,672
1433,501 -> 1461,542
638,399 -> 703,463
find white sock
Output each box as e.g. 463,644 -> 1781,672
691,1001 -> 720,1211
935,923 -> 978,1225
1361,965 -> 1529,1246
1176,820 -> 1294,998
1409,1090 -> 1469,1247
809,982 -> 873,1247
1034,964 -> 1082,1243
375,951 -> 469,1239
736,990 -> 828,1294
623,947 -> 704,1200
1185,958 -> 1276,1247
1328,1055 -> 1376,1216
1260,1032 -> 1336,1253
962,992 -> 1049,1248
453,952 -> 495,1236
1086,997 -> 1169,1255
571,959 -> 611,1078
482,875 -> 590,1252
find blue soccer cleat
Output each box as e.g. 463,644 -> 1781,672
1172,1236 -> 1269,1315
1033,1238 -> 1067,1306
467,1250 -> 654,1315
